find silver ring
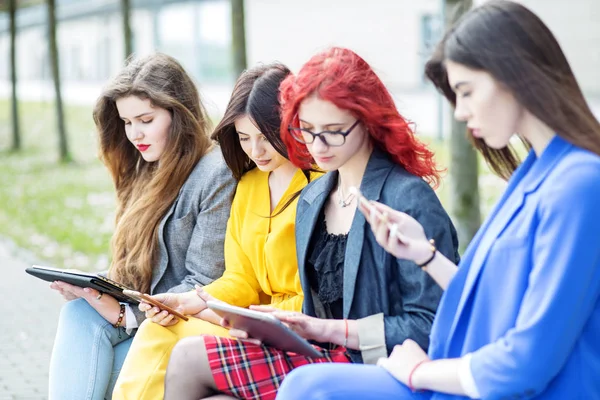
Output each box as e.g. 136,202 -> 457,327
96,292 -> 103,300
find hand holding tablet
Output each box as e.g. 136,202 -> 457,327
207,301 -> 323,358
26,265 -> 137,304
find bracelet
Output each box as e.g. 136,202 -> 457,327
114,303 -> 125,329
408,359 -> 429,392
416,239 -> 437,269
343,319 -> 349,348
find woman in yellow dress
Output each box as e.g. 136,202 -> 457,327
111,62 -> 319,399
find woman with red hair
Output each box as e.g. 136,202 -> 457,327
163,47 -> 459,400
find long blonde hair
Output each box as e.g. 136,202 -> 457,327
93,53 -> 212,293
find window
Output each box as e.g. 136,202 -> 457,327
420,13 -> 443,84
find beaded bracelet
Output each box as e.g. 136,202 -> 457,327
114,303 -> 125,329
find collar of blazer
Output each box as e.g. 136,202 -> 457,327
299,147 -> 394,206
443,134 -> 573,353
296,146 -> 397,318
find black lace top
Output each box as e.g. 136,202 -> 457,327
306,210 -> 347,320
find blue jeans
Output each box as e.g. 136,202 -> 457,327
276,363 -> 432,400
49,298 -> 134,400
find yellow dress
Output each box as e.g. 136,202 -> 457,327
112,168 -> 317,400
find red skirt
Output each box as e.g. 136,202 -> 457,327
204,335 -> 352,400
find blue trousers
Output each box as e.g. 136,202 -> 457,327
49,298 -> 134,400
276,363 -> 432,400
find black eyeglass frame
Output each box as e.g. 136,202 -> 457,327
288,119 -> 361,147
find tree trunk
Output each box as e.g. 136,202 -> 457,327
231,0 -> 247,77
121,0 -> 133,59
9,0 -> 21,151
445,0 -> 480,249
47,0 -> 71,163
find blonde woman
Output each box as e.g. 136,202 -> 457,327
48,53 -> 236,400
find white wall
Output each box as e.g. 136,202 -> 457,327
2,0 -> 599,133
474,0 -> 600,96
245,0 -> 439,90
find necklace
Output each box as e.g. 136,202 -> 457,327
337,176 -> 355,208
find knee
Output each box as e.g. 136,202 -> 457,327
167,336 -> 206,375
58,298 -> 103,327
60,297 -> 91,316
279,365 -> 332,400
277,365 -> 331,400
135,318 -> 179,344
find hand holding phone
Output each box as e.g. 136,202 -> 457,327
122,290 -> 189,321
350,186 -> 409,243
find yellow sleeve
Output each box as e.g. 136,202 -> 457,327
203,194 -> 261,308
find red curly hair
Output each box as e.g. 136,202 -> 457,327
280,47 -> 440,187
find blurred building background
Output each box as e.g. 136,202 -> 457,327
0,0 -> 599,135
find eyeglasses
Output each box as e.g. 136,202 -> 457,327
288,120 -> 361,147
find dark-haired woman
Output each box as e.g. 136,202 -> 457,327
112,63 -> 320,400
276,1 -> 600,399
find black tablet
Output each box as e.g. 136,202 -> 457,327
25,265 -> 138,304
207,301 -> 324,358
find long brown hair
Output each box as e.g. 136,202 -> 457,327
93,53 -> 212,293
425,0 -> 600,180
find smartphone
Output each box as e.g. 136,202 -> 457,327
350,186 -> 408,243
122,289 -> 189,321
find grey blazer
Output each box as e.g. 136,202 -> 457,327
296,148 -> 460,364
131,146 -> 237,324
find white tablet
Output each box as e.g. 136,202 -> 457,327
206,301 -> 323,358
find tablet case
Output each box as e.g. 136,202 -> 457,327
207,301 -> 324,358
25,265 -> 138,304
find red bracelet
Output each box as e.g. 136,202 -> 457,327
408,359 -> 429,392
343,319 -> 349,348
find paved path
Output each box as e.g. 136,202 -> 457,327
0,241 -> 63,400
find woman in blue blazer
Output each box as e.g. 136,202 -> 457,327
275,1 -> 600,399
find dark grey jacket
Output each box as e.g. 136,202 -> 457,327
295,148 -> 459,364
131,146 -> 236,324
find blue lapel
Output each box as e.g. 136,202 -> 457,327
296,173 -> 337,313
296,148 -> 394,318
343,149 -> 394,317
443,136 -> 572,353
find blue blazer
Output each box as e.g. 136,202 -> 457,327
296,148 -> 460,363
428,136 -> 600,399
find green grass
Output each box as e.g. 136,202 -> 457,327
0,100 -> 114,271
0,100 -> 512,269
426,137 -> 509,217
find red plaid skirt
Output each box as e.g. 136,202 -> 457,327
204,335 -> 352,400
